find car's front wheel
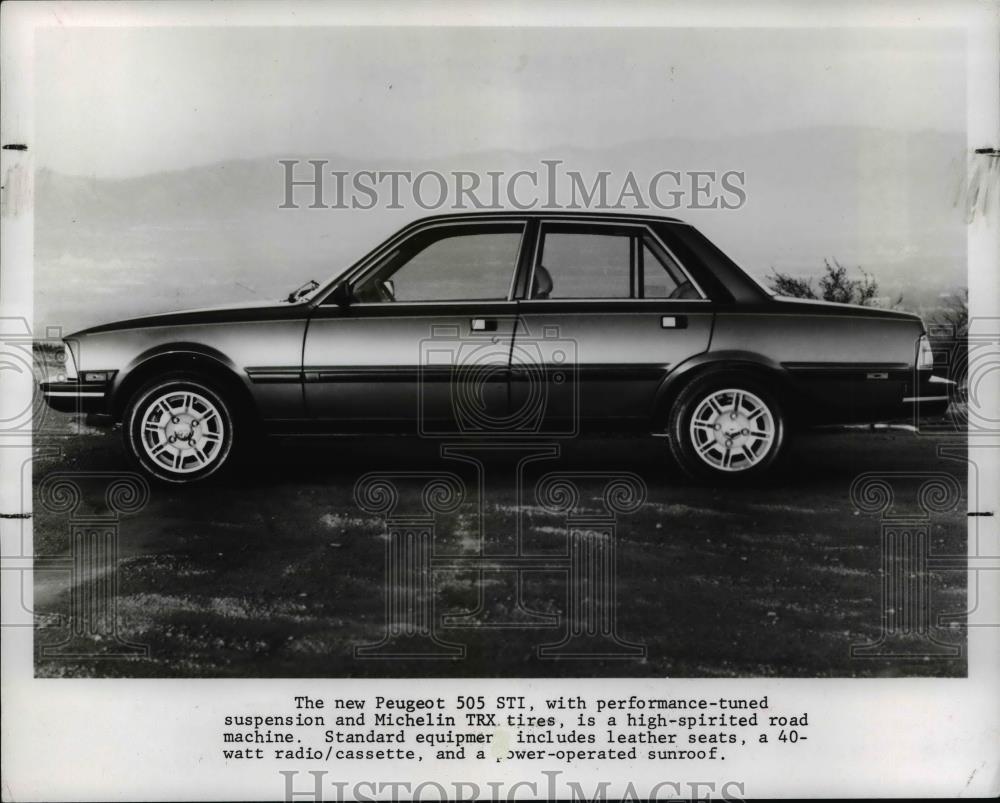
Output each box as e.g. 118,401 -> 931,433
124,374 -> 235,484
667,371 -> 786,481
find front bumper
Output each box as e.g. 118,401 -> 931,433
40,380 -> 111,414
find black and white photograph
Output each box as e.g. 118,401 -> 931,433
2,1 -> 998,800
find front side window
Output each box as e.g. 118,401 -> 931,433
530,224 -> 700,300
352,225 -> 523,303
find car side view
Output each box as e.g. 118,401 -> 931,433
41,211 -> 950,484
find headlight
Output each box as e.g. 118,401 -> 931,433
63,342 -> 78,380
917,334 -> 935,371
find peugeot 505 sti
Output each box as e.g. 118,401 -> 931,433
41,212 -> 949,483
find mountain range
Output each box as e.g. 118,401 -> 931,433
35,126 -> 968,334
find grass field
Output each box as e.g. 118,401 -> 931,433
32,411 -> 968,678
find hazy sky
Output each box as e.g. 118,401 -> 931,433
36,26 -> 965,177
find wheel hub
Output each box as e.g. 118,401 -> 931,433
139,389 -> 225,474
165,414 -> 197,444
688,388 -> 776,472
715,412 -> 752,448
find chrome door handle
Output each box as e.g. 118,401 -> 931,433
471,318 -> 498,332
661,315 -> 688,329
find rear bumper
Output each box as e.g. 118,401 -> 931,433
796,371 -> 955,425
854,374 -> 952,422
40,380 -> 110,414
900,373 -> 953,419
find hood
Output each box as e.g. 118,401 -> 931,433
70,299 -> 309,337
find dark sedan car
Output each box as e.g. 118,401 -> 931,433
41,211 -> 949,483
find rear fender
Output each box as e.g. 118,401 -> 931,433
650,350 -> 799,428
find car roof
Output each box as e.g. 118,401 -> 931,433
401,210 -> 688,227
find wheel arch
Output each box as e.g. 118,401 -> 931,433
650,350 -> 801,429
110,345 -> 258,424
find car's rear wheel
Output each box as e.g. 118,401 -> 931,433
667,371 -> 786,481
124,374 -> 234,484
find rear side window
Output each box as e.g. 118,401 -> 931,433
535,232 -> 630,299
530,224 -> 701,300
658,224 -> 766,303
642,242 -> 691,298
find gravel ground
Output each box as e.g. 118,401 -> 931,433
32,412 -> 968,678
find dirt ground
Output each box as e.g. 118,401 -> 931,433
32,411 -> 968,678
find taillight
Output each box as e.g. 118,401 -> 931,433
917,334 -> 935,370
63,342 -> 78,380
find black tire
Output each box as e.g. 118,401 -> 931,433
666,370 -> 786,482
123,373 -> 235,484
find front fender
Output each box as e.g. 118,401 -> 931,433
121,341 -> 240,382
75,316 -> 307,422
109,344 -> 250,419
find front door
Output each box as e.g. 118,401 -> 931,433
303,221 -> 527,433
511,220 -> 714,434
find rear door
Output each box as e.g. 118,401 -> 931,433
303,220 -> 527,433
510,220 -> 714,433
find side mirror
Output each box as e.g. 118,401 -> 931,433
382,279 -> 395,299
331,282 -> 353,307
